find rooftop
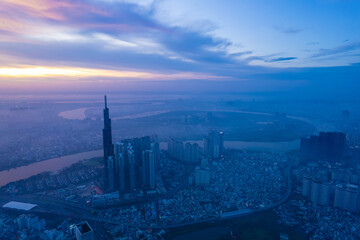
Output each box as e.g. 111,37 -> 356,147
2,201 -> 37,211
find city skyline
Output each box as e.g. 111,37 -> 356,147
1,1 -> 360,239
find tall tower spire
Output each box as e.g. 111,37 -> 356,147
103,95 -> 114,191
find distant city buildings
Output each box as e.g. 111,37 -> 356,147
301,176 -> 312,198
184,142 -> 200,163
167,138 -> 200,163
167,130 -> 224,162
300,131 -> 346,161
204,130 -> 224,159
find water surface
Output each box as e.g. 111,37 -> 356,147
0,150 -> 102,187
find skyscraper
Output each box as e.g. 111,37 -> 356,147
142,150 -> 156,190
334,184 -> 360,212
107,156 -> 115,191
168,138 -> 184,161
151,141 -> 160,170
127,143 -> 137,190
204,130 -> 224,159
103,95 -> 114,190
300,131 -> 346,161
115,142 -> 126,192
184,142 -> 200,163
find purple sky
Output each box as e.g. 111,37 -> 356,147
0,0 -> 359,97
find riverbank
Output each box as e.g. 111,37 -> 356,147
0,150 -> 102,187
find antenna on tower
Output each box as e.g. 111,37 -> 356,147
104,95 -> 107,108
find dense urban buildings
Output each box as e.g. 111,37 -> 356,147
300,131 -> 346,160
0,94 -> 359,240
301,161 -> 360,213
1,0 -> 360,238
114,136 -> 159,193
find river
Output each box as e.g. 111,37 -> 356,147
1,108 -> 305,187
0,150 -> 102,187
0,138 -> 299,188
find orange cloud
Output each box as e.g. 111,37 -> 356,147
0,0 -> 108,22
0,66 -> 226,81
1,0 -> 68,20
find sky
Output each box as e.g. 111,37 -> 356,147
0,0 -> 359,96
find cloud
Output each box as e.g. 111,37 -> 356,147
0,65 -> 227,81
101,0 -> 155,8
273,25 -> 302,35
0,0 -> 250,80
311,41 -> 360,58
267,57 -> 297,62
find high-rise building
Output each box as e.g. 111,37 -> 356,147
204,130 -> 224,159
142,150 -> 156,189
75,221 -> 94,240
302,176 -> 312,198
151,141 -> 160,170
219,132 -> 224,156
115,142 -> 126,192
103,95 -> 114,190
310,179 -> 330,205
302,177 -> 331,205
107,156 -> 115,191
114,136 -> 157,193
102,97 -> 159,193
167,138 -> 184,160
184,142 -> 200,163
300,132 -> 346,161
334,184 -> 360,212
128,143 -> 137,190
192,143 -> 200,162
121,136 -> 151,189
184,143 -> 192,162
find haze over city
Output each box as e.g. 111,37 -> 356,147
0,1 -> 360,240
